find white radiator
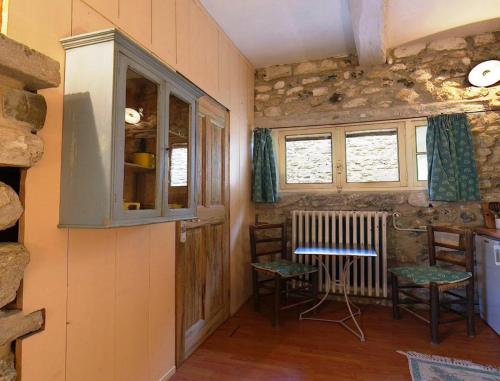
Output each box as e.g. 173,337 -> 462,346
291,210 -> 388,298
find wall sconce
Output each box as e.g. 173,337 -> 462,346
468,60 -> 500,87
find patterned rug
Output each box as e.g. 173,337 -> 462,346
398,351 -> 500,381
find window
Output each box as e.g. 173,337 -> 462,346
415,125 -> 428,181
277,119 -> 427,191
285,134 -> 333,184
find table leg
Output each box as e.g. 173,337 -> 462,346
299,256 -> 366,342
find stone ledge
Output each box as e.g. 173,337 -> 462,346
0,309 -> 44,346
0,34 -> 60,91
0,243 -> 29,309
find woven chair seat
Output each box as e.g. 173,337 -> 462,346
389,265 -> 471,287
251,259 -> 318,278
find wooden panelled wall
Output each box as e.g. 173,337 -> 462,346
6,0 -> 254,380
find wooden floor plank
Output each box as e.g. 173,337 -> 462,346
173,301 -> 500,380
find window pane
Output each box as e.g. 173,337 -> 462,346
416,125 -> 427,153
168,95 -> 191,209
345,129 -> 399,183
417,153 -> 428,181
123,68 -> 158,210
170,146 -> 188,186
285,134 -> 333,184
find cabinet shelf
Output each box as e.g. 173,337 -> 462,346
124,162 -> 155,171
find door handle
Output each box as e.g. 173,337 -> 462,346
191,217 -> 201,223
494,245 -> 500,266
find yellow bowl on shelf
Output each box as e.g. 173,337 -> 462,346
123,202 -> 141,211
132,153 -> 155,168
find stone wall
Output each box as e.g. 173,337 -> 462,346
254,31 -> 500,274
0,35 -> 59,381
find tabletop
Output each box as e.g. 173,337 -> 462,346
294,244 -> 377,257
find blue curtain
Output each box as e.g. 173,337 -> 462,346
252,128 -> 278,203
426,113 -> 480,202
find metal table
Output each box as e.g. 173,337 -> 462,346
295,244 -> 377,341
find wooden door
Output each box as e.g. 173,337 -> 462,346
176,96 -> 230,364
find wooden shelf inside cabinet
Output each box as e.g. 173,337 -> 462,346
124,162 -> 155,171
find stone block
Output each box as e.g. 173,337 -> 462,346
342,98 -> 367,108
0,243 -> 29,309
0,34 -> 60,91
302,77 -> 320,85
396,88 -> 420,103
263,106 -> 281,117
473,33 -> 495,46
0,125 -> 44,167
286,86 -> 304,96
255,85 -> 272,93
273,81 -> 285,89
393,42 -> 426,58
2,88 -> 47,130
0,183 -> 23,231
428,37 -> 467,51
255,94 -> 270,102
294,62 -> 318,75
319,59 -> 338,71
263,65 -> 292,81
0,343 -> 15,381
309,87 -> 327,97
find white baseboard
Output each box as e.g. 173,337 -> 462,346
159,366 -> 176,381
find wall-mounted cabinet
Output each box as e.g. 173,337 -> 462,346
59,29 -> 203,228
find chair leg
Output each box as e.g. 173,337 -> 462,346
391,273 -> 401,320
252,269 -> 260,312
466,281 -> 475,337
273,275 -> 281,327
430,282 -> 440,344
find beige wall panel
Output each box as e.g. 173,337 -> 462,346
115,227 -> 151,381
148,223 -> 176,381
66,229 -> 117,381
72,0 -> 114,36
198,8 -> 219,97
217,32 -> 231,108
82,0 -> 118,23
6,1 -> 71,380
151,0 -> 177,68
175,0 -> 196,85
117,0 -> 152,48
175,0 -> 219,97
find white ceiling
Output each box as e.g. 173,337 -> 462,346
200,0 -> 355,68
200,0 -> 500,68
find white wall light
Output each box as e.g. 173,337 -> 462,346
468,60 -> 500,87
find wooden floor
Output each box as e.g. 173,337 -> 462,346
172,300 -> 500,381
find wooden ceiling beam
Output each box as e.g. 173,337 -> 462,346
348,0 -> 387,66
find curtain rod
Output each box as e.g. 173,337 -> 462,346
261,107 -> 500,130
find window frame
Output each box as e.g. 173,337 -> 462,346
276,118 -> 428,192
406,120 -> 429,188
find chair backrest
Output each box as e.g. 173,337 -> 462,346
427,225 -> 474,273
249,223 -> 287,263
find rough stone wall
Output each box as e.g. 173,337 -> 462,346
0,35 -> 59,381
254,31 -> 500,273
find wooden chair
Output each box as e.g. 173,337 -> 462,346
250,223 -> 319,327
389,225 -> 475,344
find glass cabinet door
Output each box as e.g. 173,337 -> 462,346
114,55 -> 164,219
165,90 -> 197,219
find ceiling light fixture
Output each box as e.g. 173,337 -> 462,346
468,60 -> 500,87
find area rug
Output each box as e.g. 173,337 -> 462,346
398,351 -> 500,381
